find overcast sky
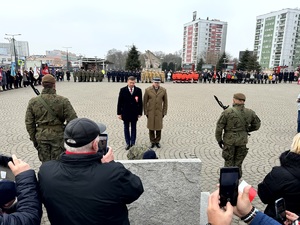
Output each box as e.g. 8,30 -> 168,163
1,0 -> 299,59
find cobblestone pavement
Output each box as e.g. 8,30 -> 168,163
0,79 -> 298,224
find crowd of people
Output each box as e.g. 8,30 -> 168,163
0,66 -> 70,93
169,69 -> 300,84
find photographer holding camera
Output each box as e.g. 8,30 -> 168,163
38,117 -> 144,225
207,185 -> 299,225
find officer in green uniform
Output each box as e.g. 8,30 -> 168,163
90,70 -> 95,82
215,93 -> 261,177
73,70 -> 77,82
82,69 -> 86,82
78,69 -> 82,82
25,74 -> 77,162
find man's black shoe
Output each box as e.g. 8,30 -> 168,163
150,143 -> 155,148
156,143 -> 161,148
125,145 -> 130,150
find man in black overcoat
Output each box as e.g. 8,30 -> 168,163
117,76 -> 143,150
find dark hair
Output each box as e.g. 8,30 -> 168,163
128,76 -> 136,81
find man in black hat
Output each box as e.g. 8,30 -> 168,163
215,93 -> 261,177
144,77 -> 168,148
38,117 -> 144,225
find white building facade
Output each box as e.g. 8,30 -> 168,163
182,12 -> 227,66
254,8 -> 300,69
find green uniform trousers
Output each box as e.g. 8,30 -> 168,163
222,145 -> 248,178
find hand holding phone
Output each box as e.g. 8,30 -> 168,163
98,134 -> 108,155
275,198 -> 286,222
219,167 -> 240,207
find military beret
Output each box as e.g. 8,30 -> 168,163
42,74 -> 56,84
233,93 -> 246,101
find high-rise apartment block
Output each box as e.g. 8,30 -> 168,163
254,8 -> 300,69
182,12 -> 227,66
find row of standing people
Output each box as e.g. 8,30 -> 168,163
198,70 -> 299,84
73,69 -> 104,82
0,67 -> 42,92
106,70 -> 166,83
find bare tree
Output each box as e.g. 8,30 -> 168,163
106,49 -> 128,70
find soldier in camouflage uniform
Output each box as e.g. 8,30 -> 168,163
25,74 -> 77,162
215,93 -> 261,177
127,145 -> 157,160
78,69 -> 83,82
73,70 -> 77,82
82,69 -> 86,82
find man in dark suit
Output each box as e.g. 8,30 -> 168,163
117,76 -> 143,150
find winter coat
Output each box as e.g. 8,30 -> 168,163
38,153 -> 144,225
258,150 -> 300,220
117,86 -> 143,121
0,170 -> 42,225
143,86 -> 168,130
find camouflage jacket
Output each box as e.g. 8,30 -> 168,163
127,145 -> 149,160
25,88 -> 77,142
215,104 -> 261,146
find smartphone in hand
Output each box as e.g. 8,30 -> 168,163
98,134 -> 108,155
219,167 -> 240,207
275,198 -> 286,222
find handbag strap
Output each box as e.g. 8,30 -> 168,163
38,96 -> 63,123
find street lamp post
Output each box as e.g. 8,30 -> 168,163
5,33 -> 21,71
63,46 -> 72,71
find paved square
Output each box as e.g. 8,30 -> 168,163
0,79 -> 298,223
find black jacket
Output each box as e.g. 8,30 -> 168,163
258,150 -> 300,220
38,153 -> 144,225
0,170 -> 42,225
117,86 -> 143,121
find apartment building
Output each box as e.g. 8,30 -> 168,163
182,11 -> 227,66
254,8 -> 300,69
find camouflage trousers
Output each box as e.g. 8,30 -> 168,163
36,140 -> 64,162
222,145 -> 248,178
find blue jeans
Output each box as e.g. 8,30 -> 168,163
298,110 -> 300,133
123,120 -> 137,145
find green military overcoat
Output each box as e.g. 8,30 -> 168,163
143,86 -> 168,131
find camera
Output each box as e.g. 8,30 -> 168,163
219,167 -> 239,207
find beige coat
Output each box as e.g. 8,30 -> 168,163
143,86 -> 168,130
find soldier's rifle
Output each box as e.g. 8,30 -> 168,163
214,95 -> 229,110
29,65 -> 40,95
